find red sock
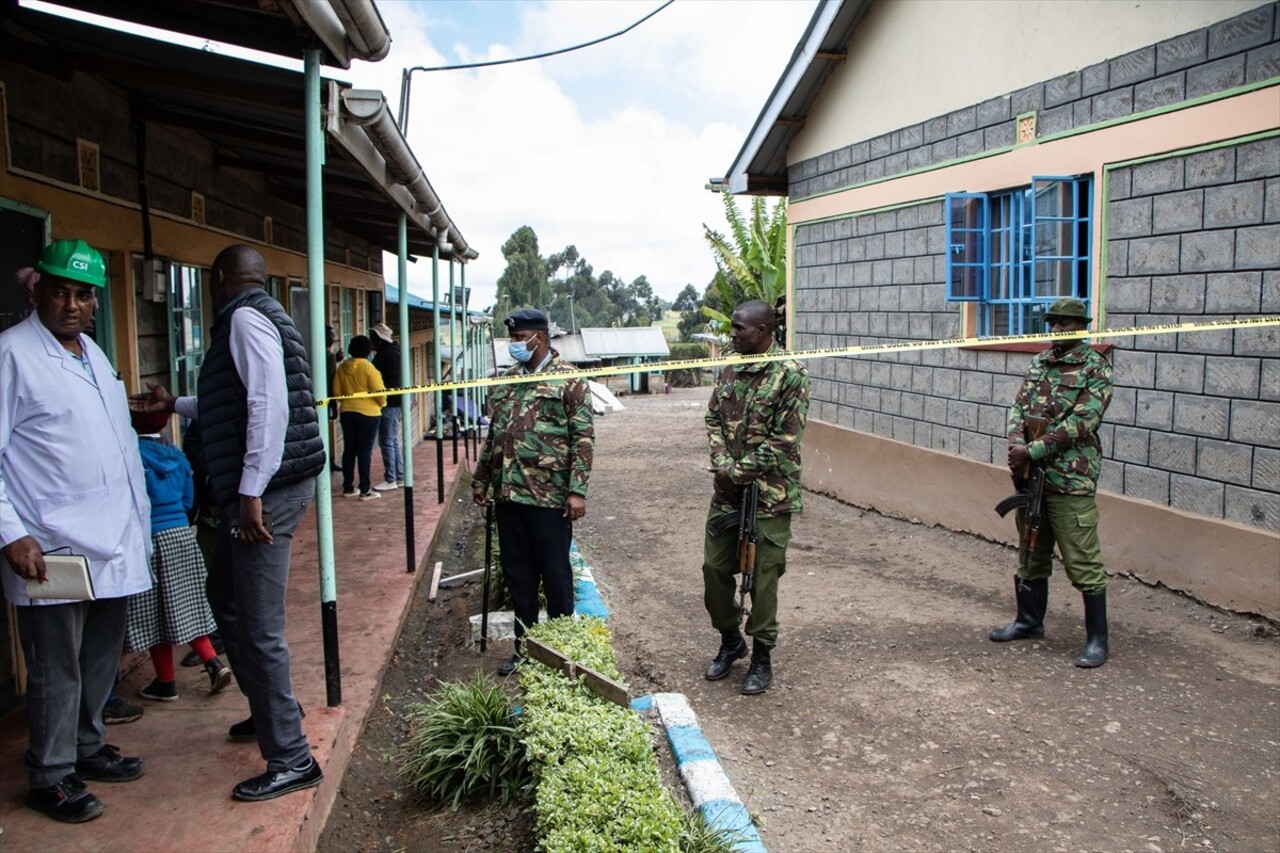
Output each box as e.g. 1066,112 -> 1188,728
149,645 -> 175,682
189,635 -> 216,663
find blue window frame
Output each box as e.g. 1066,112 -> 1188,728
945,175 -> 1092,336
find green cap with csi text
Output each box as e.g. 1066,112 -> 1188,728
35,239 -> 107,288
1044,297 -> 1089,324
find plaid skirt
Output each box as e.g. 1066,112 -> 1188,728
126,526 -> 218,651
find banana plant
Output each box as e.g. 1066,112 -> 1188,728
702,194 -> 788,341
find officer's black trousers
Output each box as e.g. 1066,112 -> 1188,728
495,501 -> 575,640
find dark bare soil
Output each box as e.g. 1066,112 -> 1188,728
322,387 -> 1280,853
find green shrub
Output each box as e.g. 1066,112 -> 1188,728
398,670 -> 529,809
521,617 -> 686,852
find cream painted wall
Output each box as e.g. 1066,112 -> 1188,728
791,0 -> 1271,163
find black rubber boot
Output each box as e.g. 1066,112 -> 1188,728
704,629 -> 748,681
1074,590 -> 1108,668
988,576 -> 1048,642
741,642 -> 772,695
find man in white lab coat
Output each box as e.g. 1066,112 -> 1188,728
0,239 -> 153,823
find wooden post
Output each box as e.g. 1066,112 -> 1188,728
427,560 -> 443,602
524,637 -> 629,708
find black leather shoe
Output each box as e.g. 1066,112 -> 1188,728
232,758 -> 323,802
27,775 -> 104,823
497,654 -> 523,677
74,744 -> 143,783
741,643 -> 772,695
705,630 -> 748,681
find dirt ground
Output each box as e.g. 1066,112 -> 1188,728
322,386 -> 1279,853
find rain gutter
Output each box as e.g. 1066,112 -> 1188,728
280,0 -> 391,68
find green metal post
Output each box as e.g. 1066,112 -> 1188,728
398,214 -> 415,572
448,258 -> 459,464
305,51 -> 340,707
432,242 -> 444,503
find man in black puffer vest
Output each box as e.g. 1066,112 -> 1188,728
131,245 -> 325,802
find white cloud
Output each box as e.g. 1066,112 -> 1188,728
348,0 -> 818,315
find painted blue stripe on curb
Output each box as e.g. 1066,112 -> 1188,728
570,540 -> 609,618
700,800 -> 766,853
666,724 -> 718,765
630,695 -> 653,712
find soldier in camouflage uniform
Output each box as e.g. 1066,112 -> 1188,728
704,300 -> 809,695
473,308 -> 594,676
990,297 -> 1114,668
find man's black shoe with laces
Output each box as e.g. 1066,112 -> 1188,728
232,758 -> 323,802
27,775 -> 105,823
74,744 -> 143,782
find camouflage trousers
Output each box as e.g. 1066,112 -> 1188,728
1017,492 -> 1107,594
703,511 -> 792,648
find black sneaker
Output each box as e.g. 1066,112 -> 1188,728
102,696 -> 144,725
27,775 -> 104,823
75,744 -> 144,783
138,678 -> 178,702
497,654 -> 523,677
205,657 -> 233,694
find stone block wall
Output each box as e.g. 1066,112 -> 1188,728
788,2 -> 1279,200
1103,136 -> 1280,530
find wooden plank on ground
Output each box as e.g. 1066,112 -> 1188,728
427,561 -> 443,601
439,567 -> 484,588
524,637 -> 629,708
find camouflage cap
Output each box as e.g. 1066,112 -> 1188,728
1044,297 -> 1090,323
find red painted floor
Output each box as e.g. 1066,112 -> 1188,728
0,439 -> 471,852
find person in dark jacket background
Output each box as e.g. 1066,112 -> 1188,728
369,323 -> 403,490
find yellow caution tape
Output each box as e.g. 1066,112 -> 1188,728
317,315 -> 1280,405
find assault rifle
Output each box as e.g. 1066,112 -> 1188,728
994,416 -> 1047,561
705,480 -> 760,627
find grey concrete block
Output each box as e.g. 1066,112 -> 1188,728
1180,230 -> 1235,272
923,115 -> 949,144
1234,324 -> 1279,357
914,421 -> 933,447
946,399 -> 979,431
1112,423 -> 1149,463
869,133 -> 892,159
1110,167 -> 1133,200
1092,87 -> 1134,122
1151,189 -> 1204,233
1230,399 -> 1280,447
960,371 -> 992,404
1011,84 -> 1043,115
1262,360 -> 1280,402
958,429 -> 990,462
1109,386 -> 1137,425
900,391 -> 925,420
1169,473 -> 1225,517
1266,178 -> 1280,223
1133,72 -> 1187,113
1186,54 -> 1246,99
1044,70 -> 1082,107
1134,314 -> 1180,352
932,425 -> 959,454
1110,46 -> 1155,86
1156,352 -> 1206,392
947,107 -> 977,137
1110,198 -> 1153,238
1174,394 -> 1231,437
1263,270 -> 1280,311
977,403 -> 1007,436
1224,484 -> 1280,531
865,158 -> 886,182
1150,431 -> 1197,473
1204,181 -> 1265,228
1254,446 -> 1280,491
1129,237 -> 1182,275
956,129 -> 986,158
911,366 -> 933,394
1125,466 -> 1170,504
1037,104 -> 1074,137
992,373 -> 1022,405
1205,270 -> 1262,312
1196,437 -> 1254,485
899,123 -> 924,150
1132,158 -> 1185,194
924,395 -> 948,424
933,367 -> 960,398
1185,148 -> 1236,187
1156,29 -> 1208,75
1246,42 -> 1280,83
1150,273 -> 1206,313
1204,356 -> 1261,398
882,389 -> 903,416
884,231 -> 906,258
884,151 -> 910,178
1098,460 -> 1125,494
1236,223 -> 1280,268
1177,327 -> 1234,356
976,95 -> 1011,127
1114,349 -> 1157,388
1207,3 -> 1275,59
1107,239 -> 1129,276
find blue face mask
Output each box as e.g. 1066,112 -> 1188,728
508,338 -> 536,363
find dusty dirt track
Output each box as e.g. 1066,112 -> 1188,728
323,387 -> 1279,853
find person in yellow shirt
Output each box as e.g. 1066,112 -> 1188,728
331,335 -> 386,499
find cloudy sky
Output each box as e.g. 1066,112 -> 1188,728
345,0 -> 819,312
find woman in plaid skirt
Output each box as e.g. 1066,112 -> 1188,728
127,411 -> 232,701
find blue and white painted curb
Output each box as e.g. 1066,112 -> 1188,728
572,544 -> 764,852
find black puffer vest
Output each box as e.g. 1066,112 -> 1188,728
197,288 -> 326,507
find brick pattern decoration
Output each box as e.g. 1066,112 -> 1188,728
1103,137 -> 1280,530
788,3 -> 1280,201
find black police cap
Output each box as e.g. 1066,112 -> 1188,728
504,308 -> 549,331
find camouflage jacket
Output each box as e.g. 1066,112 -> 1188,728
1007,341 -> 1113,495
707,344 -> 810,516
475,352 -> 594,508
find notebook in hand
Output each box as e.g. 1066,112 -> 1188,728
27,554 -> 96,601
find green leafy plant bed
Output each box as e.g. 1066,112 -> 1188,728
521,617 -> 736,853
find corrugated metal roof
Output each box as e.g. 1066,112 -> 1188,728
580,327 -> 671,358
385,285 -> 483,315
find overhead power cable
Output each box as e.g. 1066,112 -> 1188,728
405,0 -> 675,74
